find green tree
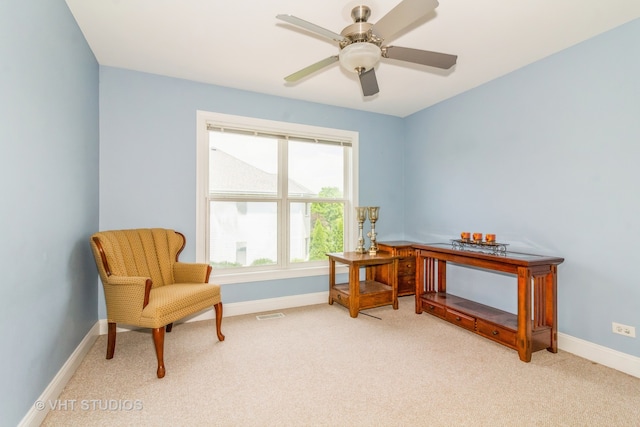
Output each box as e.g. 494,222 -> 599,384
311,187 -> 342,224
331,216 -> 343,252
309,219 -> 331,260
309,187 -> 344,259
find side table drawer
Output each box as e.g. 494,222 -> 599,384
477,319 -> 517,348
445,308 -> 475,332
331,284 -> 350,308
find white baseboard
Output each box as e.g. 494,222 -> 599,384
218,291 -> 329,317
558,332 -> 640,378
20,294 -> 639,427
98,291 -> 330,334
18,322 -> 100,427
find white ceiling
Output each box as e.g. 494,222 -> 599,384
65,0 -> 640,118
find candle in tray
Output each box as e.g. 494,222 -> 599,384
485,234 -> 496,243
472,232 -> 483,242
460,232 -> 470,240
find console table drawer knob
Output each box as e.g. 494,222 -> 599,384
456,316 -> 461,321
492,330 -> 499,336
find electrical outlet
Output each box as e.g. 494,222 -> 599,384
612,322 -> 636,338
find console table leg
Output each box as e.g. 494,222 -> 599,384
517,267 -> 533,362
392,259 -> 399,310
546,265 -> 558,353
415,255 -> 424,314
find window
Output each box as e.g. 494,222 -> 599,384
196,111 -> 358,284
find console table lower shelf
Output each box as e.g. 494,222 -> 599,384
418,292 -> 552,353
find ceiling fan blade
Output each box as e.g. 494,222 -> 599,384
284,56 -> 339,82
373,0 -> 439,42
276,14 -> 346,43
358,68 -> 379,97
383,46 -> 457,69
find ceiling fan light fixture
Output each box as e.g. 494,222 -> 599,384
338,42 -> 381,73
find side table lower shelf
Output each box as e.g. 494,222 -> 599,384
419,292 -> 552,353
331,281 -> 394,313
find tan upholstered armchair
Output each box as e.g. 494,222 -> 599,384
90,228 -> 224,378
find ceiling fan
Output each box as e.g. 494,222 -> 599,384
276,0 -> 457,97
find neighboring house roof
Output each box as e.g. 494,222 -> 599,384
210,149 -> 315,196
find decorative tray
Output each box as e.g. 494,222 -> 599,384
451,239 -> 508,255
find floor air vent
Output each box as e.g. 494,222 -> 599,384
256,313 -> 285,321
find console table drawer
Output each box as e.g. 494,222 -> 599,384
398,258 -> 416,275
477,319 -> 517,348
445,309 -> 475,332
377,242 -> 416,296
398,275 -> 415,295
421,299 -> 445,318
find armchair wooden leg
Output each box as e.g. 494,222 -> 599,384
106,322 -> 116,359
214,302 -> 225,341
166,323 -> 173,333
152,327 -> 166,378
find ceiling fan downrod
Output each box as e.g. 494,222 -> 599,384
339,6 -> 382,48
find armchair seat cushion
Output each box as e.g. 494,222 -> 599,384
140,283 -> 221,329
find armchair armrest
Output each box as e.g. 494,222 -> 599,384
104,275 -> 149,287
102,275 -> 153,323
173,262 -> 212,283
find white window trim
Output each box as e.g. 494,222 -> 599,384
196,111 -> 358,284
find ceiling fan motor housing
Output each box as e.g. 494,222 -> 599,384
338,6 -> 382,73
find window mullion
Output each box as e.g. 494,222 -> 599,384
344,145 -> 354,252
279,138 -> 288,267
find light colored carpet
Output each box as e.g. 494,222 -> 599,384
42,297 -> 640,426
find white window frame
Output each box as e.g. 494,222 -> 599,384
196,111 -> 358,284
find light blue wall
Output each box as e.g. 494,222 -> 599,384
0,1 -> 99,426
4,4 -> 636,423
98,67 -> 405,318
404,19 -> 640,357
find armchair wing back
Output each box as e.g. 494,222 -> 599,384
90,228 -> 224,378
92,228 -> 184,288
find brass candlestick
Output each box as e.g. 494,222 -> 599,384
355,207 -> 368,254
367,206 -> 379,255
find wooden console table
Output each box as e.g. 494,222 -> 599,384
327,252 -> 399,318
413,243 -> 564,362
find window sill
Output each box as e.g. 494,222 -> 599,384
210,264 -> 349,285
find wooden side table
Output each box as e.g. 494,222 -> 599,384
327,252 -> 399,318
